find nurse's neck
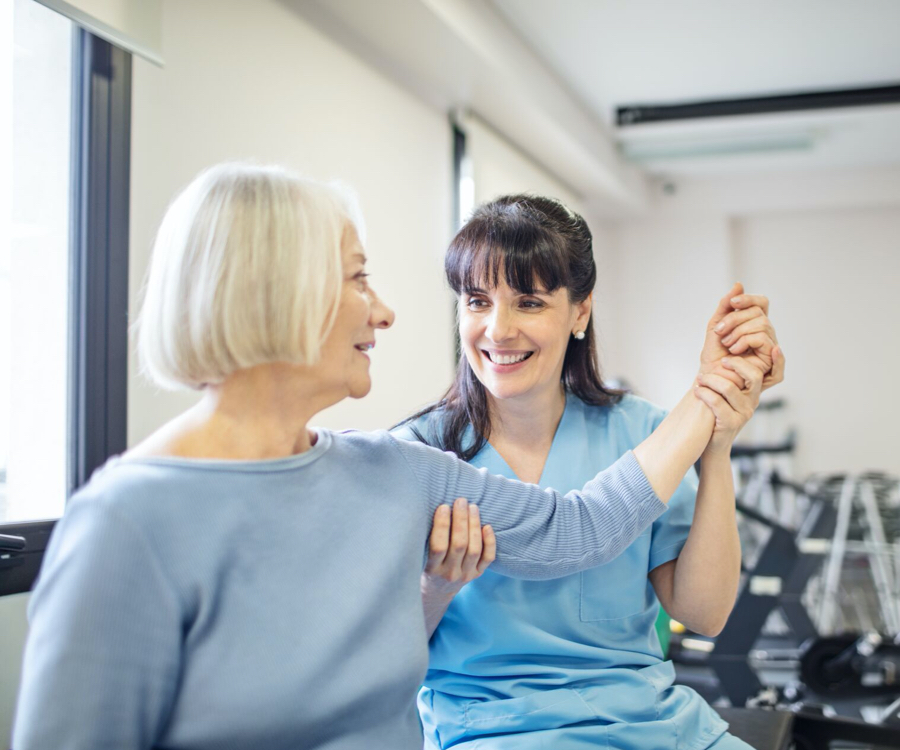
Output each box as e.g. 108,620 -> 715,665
487,383 -> 566,482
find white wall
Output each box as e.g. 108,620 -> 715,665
465,115 -> 582,210
599,216 -> 733,408
127,0 -> 456,445
601,174 -> 900,479
735,206 -> 900,477
0,594 -> 28,746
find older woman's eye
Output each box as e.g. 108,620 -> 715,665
354,272 -> 370,289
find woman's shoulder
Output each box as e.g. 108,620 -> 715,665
66,455 -> 214,527
49,458 -> 192,563
389,404 -> 446,446
576,392 -> 668,436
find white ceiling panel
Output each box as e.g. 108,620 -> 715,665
491,0 -> 900,120
491,0 -> 900,176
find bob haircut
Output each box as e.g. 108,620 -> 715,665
136,163 -> 363,390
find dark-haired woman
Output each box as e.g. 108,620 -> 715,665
394,195 -> 784,750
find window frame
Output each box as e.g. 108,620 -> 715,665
0,27 -> 131,597
451,119 -> 466,365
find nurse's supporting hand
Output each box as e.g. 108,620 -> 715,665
694,356 -> 764,455
423,498 -> 495,596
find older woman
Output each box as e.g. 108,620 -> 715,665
15,165 -> 760,750
400,195 -> 783,750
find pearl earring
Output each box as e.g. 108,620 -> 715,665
573,331 -> 585,340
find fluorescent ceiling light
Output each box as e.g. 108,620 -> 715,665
620,132 -> 816,162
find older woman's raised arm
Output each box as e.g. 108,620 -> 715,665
388,381 -> 716,581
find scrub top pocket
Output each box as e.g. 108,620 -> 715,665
580,530 -> 650,621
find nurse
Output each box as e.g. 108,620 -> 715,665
395,195 -> 784,750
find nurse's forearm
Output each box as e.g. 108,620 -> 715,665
421,577 -> 456,639
666,449 -> 742,635
632,390 -> 715,502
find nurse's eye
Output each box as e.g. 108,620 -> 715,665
466,297 -> 489,310
520,298 -> 544,309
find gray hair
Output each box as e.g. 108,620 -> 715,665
136,163 -> 364,390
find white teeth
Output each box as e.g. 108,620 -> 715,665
487,351 -> 530,365
355,344 -> 373,351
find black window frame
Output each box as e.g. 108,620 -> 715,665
0,28 -> 131,597
451,119 -> 466,365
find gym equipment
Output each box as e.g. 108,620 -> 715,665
671,471 -> 900,747
805,472 -> 900,636
799,631 -> 900,700
703,493 -> 835,707
670,400 -> 900,746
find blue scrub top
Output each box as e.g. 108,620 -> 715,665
396,394 -> 732,750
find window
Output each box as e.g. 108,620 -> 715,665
2,0 -> 73,526
1,0 -> 131,596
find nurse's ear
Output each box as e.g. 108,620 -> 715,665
572,293 -> 592,336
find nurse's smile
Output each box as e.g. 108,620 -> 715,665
482,349 -> 534,371
460,277 -> 585,402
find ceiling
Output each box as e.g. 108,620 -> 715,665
490,0 -> 900,175
287,0 -> 900,209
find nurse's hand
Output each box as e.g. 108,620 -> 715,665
701,283 -> 785,391
694,356 -> 764,455
423,498 -> 495,596
421,500 -> 495,637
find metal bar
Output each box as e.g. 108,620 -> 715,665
819,476 -> 856,633
859,480 -> 899,632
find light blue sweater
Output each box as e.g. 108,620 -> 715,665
13,428 -> 665,750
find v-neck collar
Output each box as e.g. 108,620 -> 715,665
475,392 -> 580,487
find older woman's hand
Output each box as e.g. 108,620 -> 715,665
694,356 -> 764,455
422,498 -> 495,597
701,283 -> 785,391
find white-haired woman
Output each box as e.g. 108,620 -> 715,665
15,164 -> 761,750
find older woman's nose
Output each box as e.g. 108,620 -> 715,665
369,290 -> 395,330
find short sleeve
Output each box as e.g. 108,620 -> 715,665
389,422 -> 420,443
390,411 -> 443,448
13,495 -> 182,750
649,463 -> 698,572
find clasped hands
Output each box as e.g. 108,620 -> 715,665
694,282 -> 785,455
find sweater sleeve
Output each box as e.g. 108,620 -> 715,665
388,436 -> 667,580
13,496 -> 182,750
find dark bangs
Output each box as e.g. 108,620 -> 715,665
445,203 -> 572,297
